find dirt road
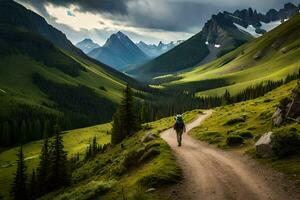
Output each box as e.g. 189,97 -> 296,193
161,111 -> 300,200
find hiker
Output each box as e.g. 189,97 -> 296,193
173,114 -> 186,146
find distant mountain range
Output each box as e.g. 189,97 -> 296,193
86,31 -> 150,71
75,38 -> 100,54
136,40 -> 183,58
130,3 -> 300,77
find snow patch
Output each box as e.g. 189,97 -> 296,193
214,44 -> 221,48
234,23 -> 261,38
260,20 -> 281,32
205,41 -> 209,45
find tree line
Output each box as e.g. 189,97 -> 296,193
0,105 -> 66,146
138,69 -> 300,122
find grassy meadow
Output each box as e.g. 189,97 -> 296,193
189,80 -> 300,179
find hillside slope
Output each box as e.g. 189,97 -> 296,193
163,13 -> 300,96
130,12 -> 252,77
0,0 -> 143,147
130,3 -> 299,79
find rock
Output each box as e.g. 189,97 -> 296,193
146,188 -> 156,193
255,132 -> 274,158
253,50 -> 263,60
141,132 -> 156,143
272,108 -> 284,126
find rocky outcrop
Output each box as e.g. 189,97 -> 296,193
286,85 -> 300,118
255,132 -> 274,158
272,83 -> 300,126
141,132 -> 157,143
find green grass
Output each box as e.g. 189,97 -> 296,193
0,110 -> 199,200
0,124 -> 111,199
159,14 -> 300,96
189,80 -> 300,180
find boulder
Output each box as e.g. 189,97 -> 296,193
255,132 -> 274,158
141,132 -> 156,143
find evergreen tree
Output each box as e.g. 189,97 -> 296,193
48,125 -> 70,191
36,132 -> 50,196
111,110 -> 122,144
223,89 -> 231,105
92,137 -> 97,154
29,170 -> 37,200
11,145 -> 28,200
119,85 -> 140,136
111,85 -> 141,144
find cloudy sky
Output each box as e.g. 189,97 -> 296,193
17,0 -> 300,45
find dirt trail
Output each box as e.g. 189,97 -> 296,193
161,111 -> 300,200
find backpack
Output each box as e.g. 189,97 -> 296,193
174,115 -> 184,130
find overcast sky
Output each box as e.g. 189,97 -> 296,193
17,0 -> 300,45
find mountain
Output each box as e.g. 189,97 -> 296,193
159,13 -> 300,97
131,3 -> 300,78
75,38 -> 100,54
0,0 -> 142,147
88,31 -> 149,71
137,40 -> 183,58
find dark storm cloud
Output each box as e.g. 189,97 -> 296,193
19,0 -> 130,14
18,0 -> 300,33
126,1 -> 221,32
16,0 -> 300,44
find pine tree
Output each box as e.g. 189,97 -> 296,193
36,132 -> 50,196
111,110 -> 122,144
29,170 -> 37,200
11,145 -> 28,200
111,85 -> 141,144
223,89 -> 231,105
48,125 -> 70,191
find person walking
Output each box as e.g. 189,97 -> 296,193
173,114 -> 186,146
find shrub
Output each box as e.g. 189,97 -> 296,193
122,148 -> 145,169
99,86 -> 107,92
54,180 -> 115,200
226,135 -> 244,146
224,117 -> 246,126
139,148 -> 160,163
271,129 -> 300,158
199,131 -> 223,144
239,131 -> 253,139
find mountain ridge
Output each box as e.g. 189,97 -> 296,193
130,3 -> 300,78
88,31 -> 149,71
75,38 -> 100,54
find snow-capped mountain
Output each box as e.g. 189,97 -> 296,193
137,40 -> 183,58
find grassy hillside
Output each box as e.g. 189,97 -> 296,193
160,14 -> 300,96
0,0 -> 147,147
0,24 -> 131,146
0,110 -> 200,200
189,80 -> 300,179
